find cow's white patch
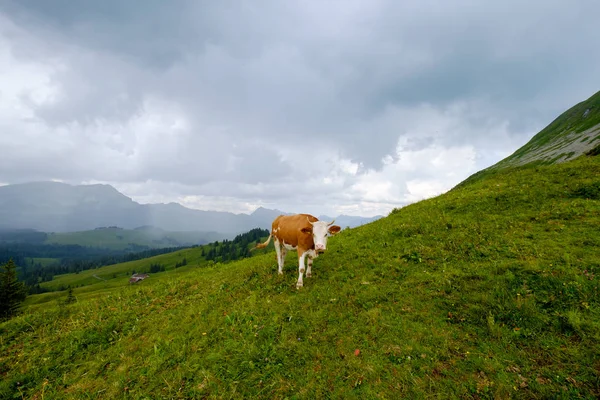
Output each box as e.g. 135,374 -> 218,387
306,255 -> 313,277
282,241 -> 297,251
297,251 -> 308,289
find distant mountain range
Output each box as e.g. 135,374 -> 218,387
0,181 -> 383,235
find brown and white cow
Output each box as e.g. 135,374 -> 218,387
253,214 -> 341,289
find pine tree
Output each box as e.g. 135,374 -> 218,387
65,286 -> 76,304
0,259 -> 27,320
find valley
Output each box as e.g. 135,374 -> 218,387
1,91 -> 599,398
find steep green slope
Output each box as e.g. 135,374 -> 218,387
511,90 -> 600,158
1,154 -> 599,399
463,90 -> 600,186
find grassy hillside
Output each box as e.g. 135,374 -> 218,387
44,227 -> 227,250
514,90 -> 600,155
1,154 -> 599,398
463,90 -> 600,186
33,247 -> 206,292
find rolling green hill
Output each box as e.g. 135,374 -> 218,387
26,228 -> 270,294
33,247 -> 206,293
1,146 -> 599,398
26,230 -> 267,294
44,226 -> 227,250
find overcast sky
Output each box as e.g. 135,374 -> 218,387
1,1 -> 599,217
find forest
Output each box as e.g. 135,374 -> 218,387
0,243 -> 190,293
0,227 -> 270,294
201,228 -> 270,263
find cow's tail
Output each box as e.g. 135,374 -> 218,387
251,232 -> 272,251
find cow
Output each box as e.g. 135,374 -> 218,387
253,214 -> 341,289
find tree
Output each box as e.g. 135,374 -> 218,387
149,263 -> 165,273
64,286 -> 76,304
0,259 -> 28,320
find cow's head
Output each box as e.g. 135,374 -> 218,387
302,218 -> 342,252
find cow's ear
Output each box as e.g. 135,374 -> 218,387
328,225 -> 341,235
301,227 -> 312,234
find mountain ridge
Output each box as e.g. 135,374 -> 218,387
459,89 -> 600,186
0,181 -> 382,234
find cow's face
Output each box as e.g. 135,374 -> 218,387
303,219 -> 342,252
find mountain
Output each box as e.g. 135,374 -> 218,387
250,206 -> 291,221
142,202 -> 258,233
0,182 -> 143,232
461,90 -> 600,185
318,214 -> 384,228
0,182 -> 378,234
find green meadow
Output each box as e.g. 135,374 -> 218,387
32,234 -> 271,294
34,247 -> 205,292
1,150 -> 599,398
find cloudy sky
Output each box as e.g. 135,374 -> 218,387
1,0 -> 599,217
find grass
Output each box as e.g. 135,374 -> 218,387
512,90 -> 600,156
1,154 -> 600,399
35,247 -> 206,292
462,90 -> 600,186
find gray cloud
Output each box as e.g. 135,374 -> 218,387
1,0 -> 599,217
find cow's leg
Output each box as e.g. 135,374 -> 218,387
297,252 -> 307,289
281,248 -> 287,273
307,251 -> 318,277
274,239 -> 283,275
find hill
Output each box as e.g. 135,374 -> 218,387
1,146 -> 599,398
461,90 -> 600,186
23,228 -> 271,293
44,226 -> 227,250
0,226 -> 228,251
318,214 -> 384,229
2,91 -> 599,398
